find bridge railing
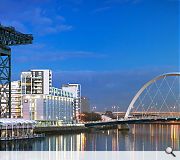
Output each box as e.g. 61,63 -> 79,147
125,115 -> 180,120
84,115 -> 180,124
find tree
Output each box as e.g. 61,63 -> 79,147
80,112 -> 102,122
104,111 -> 116,119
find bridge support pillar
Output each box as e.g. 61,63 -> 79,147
117,124 -> 129,130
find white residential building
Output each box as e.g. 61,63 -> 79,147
9,70 -> 82,123
11,81 -> 22,118
20,69 -> 76,123
62,84 -> 81,122
21,69 -> 52,95
22,90 -> 74,122
3,81 -> 22,118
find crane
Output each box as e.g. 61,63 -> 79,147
0,24 -> 33,118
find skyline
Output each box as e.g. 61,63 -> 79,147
0,0 -> 179,111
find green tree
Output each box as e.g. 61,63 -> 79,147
81,112 -> 102,122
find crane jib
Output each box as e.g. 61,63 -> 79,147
0,24 -> 33,46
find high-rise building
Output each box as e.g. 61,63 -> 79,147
9,69 -> 82,123
62,84 -> 81,122
21,71 -> 31,94
21,69 -> 52,95
20,70 -> 76,123
81,97 -> 90,113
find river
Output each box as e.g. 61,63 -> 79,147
0,124 -> 179,151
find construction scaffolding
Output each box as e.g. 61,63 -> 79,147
0,24 -> 33,118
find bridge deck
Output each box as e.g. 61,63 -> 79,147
84,117 -> 180,127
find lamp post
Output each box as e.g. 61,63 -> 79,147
104,107 -> 107,113
116,106 -> 119,120
112,106 -> 115,112
112,106 -> 119,120
112,106 -> 116,119
91,106 -> 96,121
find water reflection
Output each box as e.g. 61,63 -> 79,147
0,124 -> 179,151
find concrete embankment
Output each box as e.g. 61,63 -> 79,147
34,124 -> 129,134
34,125 -> 89,134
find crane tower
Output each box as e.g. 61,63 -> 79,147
0,24 -> 33,118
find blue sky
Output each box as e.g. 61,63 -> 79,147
0,0 -> 179,111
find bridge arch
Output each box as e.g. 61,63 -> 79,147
124,72 -> 180,119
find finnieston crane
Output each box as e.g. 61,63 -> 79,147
0,24 -> 33,118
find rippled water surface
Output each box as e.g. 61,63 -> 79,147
0,124 -> 180,151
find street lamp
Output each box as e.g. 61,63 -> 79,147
116,106 -> 119,120
91,106 -> 96,121
112,106 -> 119,120
92,106 -> 96,112
112,106 -> 115,112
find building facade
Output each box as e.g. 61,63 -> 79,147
81,97 -> 90,113
22,92 -> 74,122
2,81 -> 22,118
21,69 -> 52,95
11,81 -> 22,118
8,70 -> 83,123
20,69 -> 75,123
62,84 -> 81,122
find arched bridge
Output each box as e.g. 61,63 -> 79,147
85,72 -> 180,127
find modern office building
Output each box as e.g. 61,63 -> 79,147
81,97 -> 90,113
62,84 -> 81,122
21,69 -> 52,95
20,69 -> 75,123
6,69 -> 82,123
22,90 -> 74,122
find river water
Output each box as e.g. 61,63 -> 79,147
0,124 -> 179,151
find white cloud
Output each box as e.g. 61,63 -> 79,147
41,24 -> 72,34
0,3 -> 72,35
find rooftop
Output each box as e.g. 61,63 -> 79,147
0,118 -> 36,125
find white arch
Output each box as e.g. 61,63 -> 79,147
124,72 -> 180,119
